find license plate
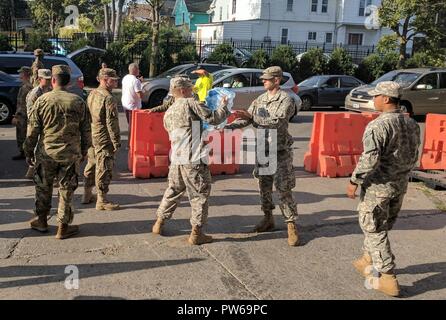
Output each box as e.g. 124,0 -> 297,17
353,103 -> 360,109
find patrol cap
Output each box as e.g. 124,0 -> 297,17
17,66 -> 31,75
170,75 -> 193,89
52,65 -> 71,76
98,68 -> 119,80
368,81 -> 402,99
260,66 -> 283,80
34,49 -> 44,57
37,69 -> 52,79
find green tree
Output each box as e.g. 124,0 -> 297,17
0,0 -> 28,31
405,49 -> 446,68
208,43 -> 237,66
177,44 -> 199,63
0,34 -> 12,51
145,0 -> 165,77
247,49 -> 270,69
29,0 -> 65,36
270,45 -> 297,73
296,48 -> 328,82
355,52 -> 399,83
327,48 -> 356,75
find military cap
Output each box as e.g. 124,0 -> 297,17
368,81 -> 402,98
37,69 -> 52,79
34,49 -> 44,57
98,68 -> 119,80
17,66 -> 32,75
170,75 -> 193,89
260,66 -> 283,80
52,65 -> 71,76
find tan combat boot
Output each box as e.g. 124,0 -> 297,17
152,218 -> 164,235
81,187 -> 94,204
353,252 -> 373,277
96,193 -> 120,211
25,166 -> 34,180
253,214 -> 274,232
367,272 -> 400,297
55,223 -> 79,239
188,226 -> 213,245
287,222 -> 299,246
29,216 -> 48,232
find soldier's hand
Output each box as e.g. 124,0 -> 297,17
26,157 -> 34,166
347,182 -> 358,199
221,96 -> 228,106
143,109 -> 152,113
234,110 -> 252,120
11,117 -> 18,126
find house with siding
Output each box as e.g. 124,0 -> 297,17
172,0 -> 212,36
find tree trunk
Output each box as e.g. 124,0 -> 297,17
398,40 -> 407,68
114,0 -> 125,41
104,4 -> 110,34
10,0 -> 15,31
149,6 -> 160,77
111,0 -> 116,39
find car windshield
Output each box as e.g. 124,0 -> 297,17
371,71 -> 420,87
213,70 -> 234,82
157,65 -> 188,78
299,76 -> 323,87
237,48 -> 252,57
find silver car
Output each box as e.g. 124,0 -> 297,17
212,68 -> 302,116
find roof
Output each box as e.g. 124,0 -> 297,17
127,1 -> 176,19
185,0 -> 212,13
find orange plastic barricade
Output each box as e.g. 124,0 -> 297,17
420,114 -> 446,170
208,129 -> 242,175
303,112 -> 379,178
131,111 -> 171,178
127,110 -> 136,172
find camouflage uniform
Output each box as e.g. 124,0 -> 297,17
14,77 -> 33,154
227,87 -> 297,222
31,49 -> 45,87
84,84 -> 121,196
23,65 -> 91,225
157,79 -> 230,227
150,94 -> 174,113
351,82 -> 421,274
26,85 -> 51,118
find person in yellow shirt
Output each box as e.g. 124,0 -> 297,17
192,69 -> 213,102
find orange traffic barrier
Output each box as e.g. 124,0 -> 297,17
208,128 -> 242,175
304,112 -> 379,178
420,114 -> 446,170
127,110 -> 136,172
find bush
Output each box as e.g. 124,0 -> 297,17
177,44 -> 199,63
122,19 -> 151,38
68,38 -> 94,53
270,45 -> 297,73
296,48 -> 328,83
207,43 -> 237,66
355,52 -> 399,83
327,48 -> 356,76
247,49 -> 270,69
103,41 -> 133,77
0,34 -> 12,51
405,50 -> 446,68
24,32 -> 52,53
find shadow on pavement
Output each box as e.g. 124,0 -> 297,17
398,262 -> 446,298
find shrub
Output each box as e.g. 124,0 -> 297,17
270,45 -> 297,73
327,47 -> 356,75
405,50 -> 446,68
207,43 -> 237,66
0,34 -> 12,51
177,44 -> 199,63
23,32 -> 52,53
355,52 -> 398,83
247,49 -> 270,69
103,41 -> 132,77
296,48 -> 328,82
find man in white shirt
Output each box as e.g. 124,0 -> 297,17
121,63 -> 144,131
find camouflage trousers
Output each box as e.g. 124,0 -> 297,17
253,149 -> 297,222
358,187 -> 405,273
84,147 -> 115,195
15,117 -> 27,153
157,164 -> 211,227
34,159 -> 79,225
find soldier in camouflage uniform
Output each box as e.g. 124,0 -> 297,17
11,67 -> 33,160
82,68 -> 121,210
226,66 -> 299,247
24,65 -> 91,240
31,49 -> 45,87
152,76 -> 230,245
23,69 -> 52,179
348,81 -> 421,297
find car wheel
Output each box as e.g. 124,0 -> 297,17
148,90 -> 168,108
0,99 -> 13,125
301,96 -> 312,111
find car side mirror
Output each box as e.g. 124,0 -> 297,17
415,84 -> 431,90
223,83 -> 231,88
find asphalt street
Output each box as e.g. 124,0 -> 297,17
0,110 -> 445,300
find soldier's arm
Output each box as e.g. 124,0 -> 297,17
151,96 -> 173,113
225,100 -> 255,129
350,127 -> 382,185
79,100 -> 92,158
105,96 -> 121,152
189,99 -> 230,126
23,99 -> 42,159
254,96 -> 295,129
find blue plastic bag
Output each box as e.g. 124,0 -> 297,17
203,88 -> 235,131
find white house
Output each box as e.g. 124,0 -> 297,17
197,0 -> 395,47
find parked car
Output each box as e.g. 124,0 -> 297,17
49,38 -> 68,56
296,52 -> 331,62
0,52 -> 85,98
211,68 -> 302,117
298,75 -> 364,110
0,70 -> 22,125
141,63 -> 234,108
345,68 -> 446,116
200,44 -> 252,67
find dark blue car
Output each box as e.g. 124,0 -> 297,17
0,71 -> 21,125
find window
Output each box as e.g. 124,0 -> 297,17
308,32 -> 317,41
287,0 -> 293,11
416,73 -> 439,90
359,0 -> 372,16
253,73 -> 289,86
219,7 -> 223,20
213,30 -> 217,40
321,0 -> 328,13
341,77 -> 361,88
324,77 -> 339,88
232,0 -> 237,14
311,0 -> 318,12
440,72 -> 446,88
325,32 -> 333,43
216,73 -> 251,88
281,28 -> 289,44
348,33 -> 363,45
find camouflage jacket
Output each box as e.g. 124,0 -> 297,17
226,89 -> 296,151
31,60 -> 44,87
15,81 -> 33,120
164,97 -> 230,164
87,86 -> 121,154
351,110 -> 421,196
24,88 -> 92,163
26,86 -> 51,118
151,94 -> 174,113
